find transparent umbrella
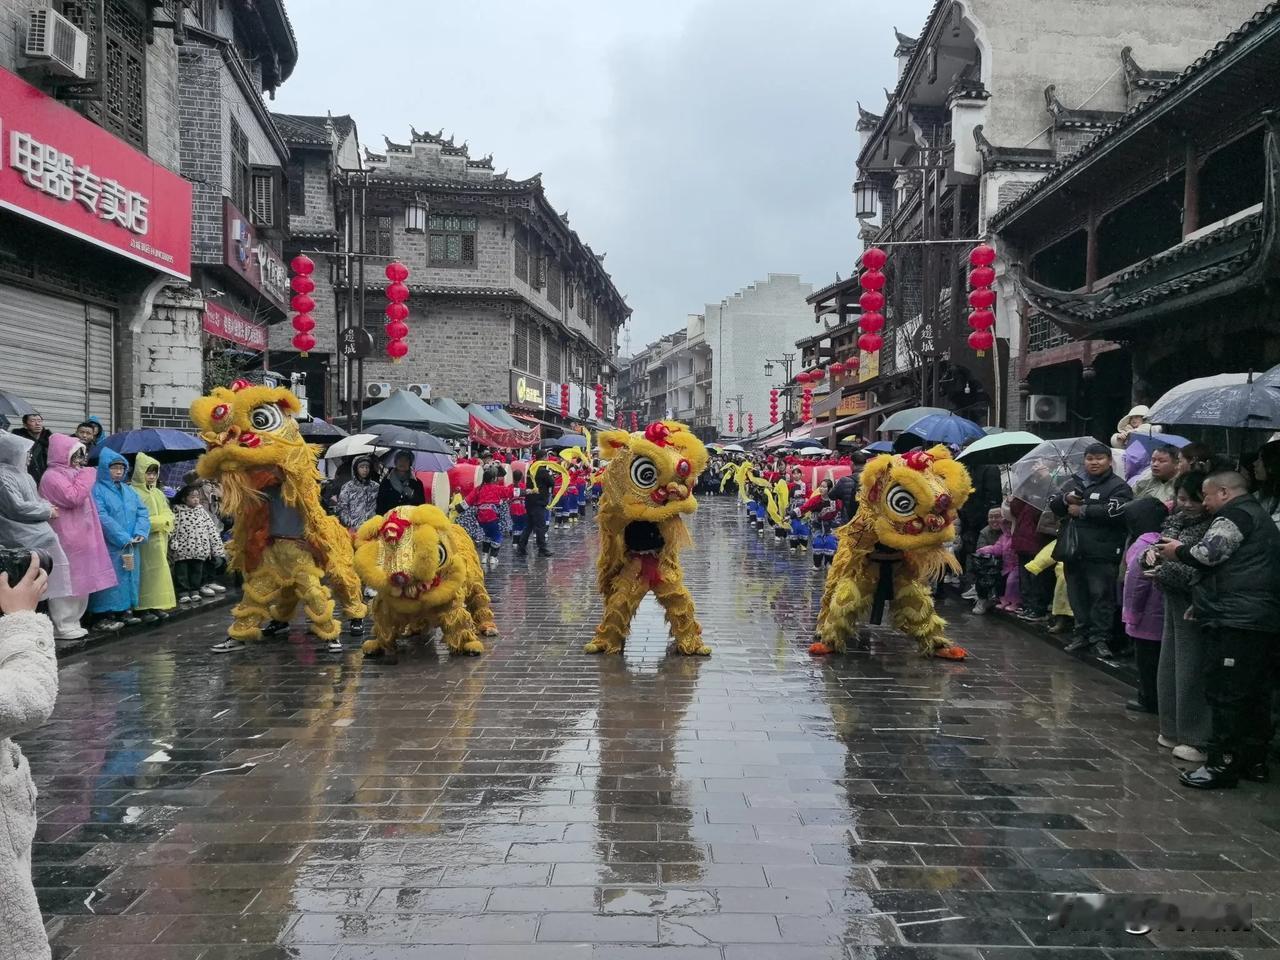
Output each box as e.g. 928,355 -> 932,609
1009,437 -> 1096,510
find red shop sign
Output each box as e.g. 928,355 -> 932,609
202,301 -> 267,351
0,67 -> 192,280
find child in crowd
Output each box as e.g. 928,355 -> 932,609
87,449 -> 149,630
170,484 -> 228,603
130,453 -> 176,622
1121,497 -> 1168,714
466,465 -> 513,566
801,479 -> 842,568
1025,539 -> 1074,634
509,468 -> 527,541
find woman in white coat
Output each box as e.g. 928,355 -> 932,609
0,553 -> 56,960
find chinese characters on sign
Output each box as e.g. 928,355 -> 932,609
510,370 -> 546,408
8,130 -> 150,233
202,302 -> 267,352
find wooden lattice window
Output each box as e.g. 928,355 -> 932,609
527,325 -> 542,376
61,0 -> 147,150
366,216 -> 393,257
512,317 -> 529,370
428,215 -> 477,266
547,264 -> 562,308
286,162 -> 306,215
514,230 -> 528,282
547,338 -> 562,381
230,120 -> 250,215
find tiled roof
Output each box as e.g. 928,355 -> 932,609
992,3 -> 1280,227
272,113 -> 356,147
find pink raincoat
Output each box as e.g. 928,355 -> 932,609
38,434 -> 117,595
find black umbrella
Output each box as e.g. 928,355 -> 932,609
297,418 -> 349,442
366,423 -> 452,454
0,388 -> 36,420
1148,376 -> 1280,431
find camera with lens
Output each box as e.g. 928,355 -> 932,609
0,547 -> 52,585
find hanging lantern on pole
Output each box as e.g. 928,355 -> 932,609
769,388 -> 779,424
630,411 -> 639,431
727,413 -> 734,433
830,361 -> 846,377
801,388 -> 813,422
967,243 -> 997,356
560,382 -> 571,419
289,255 -> 316,356
384,261 -> 410,363
747,412 -> 753,433
615,412 -> 623,428
858,247 -> 888,354
594,383 -> 605,420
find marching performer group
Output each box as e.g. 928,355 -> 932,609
187,381 -> 971,664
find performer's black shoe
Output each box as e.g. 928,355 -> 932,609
1179,762 -> 1239,790
1242,760 -> 1270,783
262,619 -> 290,636
347,618 -> 365,636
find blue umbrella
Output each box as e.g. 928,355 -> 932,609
893,414 -> 985,453
1125,431 -> 1191,453
98,428 -> 206,464
863,440 -> 894,454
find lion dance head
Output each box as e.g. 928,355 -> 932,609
857,445 -> 972,551
596,421 -> 708,522
190,379 -> 314,479
354,505 -> 476,613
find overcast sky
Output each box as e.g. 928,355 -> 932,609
275,0 -> 933,350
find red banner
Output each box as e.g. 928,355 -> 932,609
202,302 -> 267,351
469,413 -> 539,450
0,68 -> 192,279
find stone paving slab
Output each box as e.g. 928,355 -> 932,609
14,496 -> 1280,958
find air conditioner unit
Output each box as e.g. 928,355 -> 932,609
406,383 -> 431,399
24,6 -> 88,79
1025,394 -> 1068,423
366,382 -> 392,400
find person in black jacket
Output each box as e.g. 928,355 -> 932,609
1156,470 -> 1280,788
375,449 -> 426,515
1048,442 -> 1133,658
957,457 -> 1002,592
516,464 -> 553,557
12,413 -> 52,483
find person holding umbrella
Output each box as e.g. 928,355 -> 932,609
376,449 -> 426,515
1047,443 -> 1133,658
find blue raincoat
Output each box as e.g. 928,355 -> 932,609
88,448 -> 150,614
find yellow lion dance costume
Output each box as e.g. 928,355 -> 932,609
587,421 -> 710,657
353,504 -> 498,662
812,445 -> 972,659
190,380 -> 366,650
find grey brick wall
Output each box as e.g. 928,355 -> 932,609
145,36 -> 181,172
290,153 -> 336,234
179,44 -> 224,265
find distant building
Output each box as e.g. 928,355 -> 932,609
268,127 -> 628,427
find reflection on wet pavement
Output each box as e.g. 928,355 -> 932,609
19,497 -> 1280,958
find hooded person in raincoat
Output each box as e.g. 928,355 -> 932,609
87,448 -> 150,624
0,432 -> 73,603
38,434 -> 117,640
129,452 -> 176,618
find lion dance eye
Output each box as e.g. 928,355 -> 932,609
211,404 -> 229,422
675,459 -> 691,479
630,456 -> 659,489
248,404 -> 285,433
436,543 -> 448,567
886,484 -> 917,516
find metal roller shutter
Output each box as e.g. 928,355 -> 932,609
0,285 -> 114,433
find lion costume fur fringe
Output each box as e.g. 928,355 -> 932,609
353,504 -> 497,661
588,420 -> 710,657
190,382 -> 366,642
813,445 -> 973,659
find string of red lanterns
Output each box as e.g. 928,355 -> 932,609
594,382 -> 605,420
857,247 -> 887,354
615,412 -> 623,428
630,411 -> 639,431
746,412 -> 753,433
560,382 -> 571,419
289,255 -> 316,356
727,413 -> 734,433
967,244 -> 996,356
769,388 -> 779,424
384,261 -> 410,362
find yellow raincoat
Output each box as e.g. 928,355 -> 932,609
131,452 -> 177,612
1026,540 -> 1071,617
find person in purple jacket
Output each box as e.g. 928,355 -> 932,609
1121,497 -> 1169,715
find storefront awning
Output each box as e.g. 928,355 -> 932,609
823,398 -> 914,440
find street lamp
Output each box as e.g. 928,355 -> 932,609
724,395 -> 743,435
854,179 -> 878,219
764,353 -> 797,427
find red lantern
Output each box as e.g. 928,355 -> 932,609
859,290 -> 885,314
967,309 -> 996,331
290,293 -> 315,314
387,338 -> 409,360
385,319 -> 409,340
858,332 -> 884,353
290,254 -> 315,275
859,312 -> 885,334
858,269 -> 886,292
861,247 -> 887,270
630,411 -> 639,431
291,332 -> 316,353
386,281 -> 410,303
290,274 -> 315,295
769,388 -> 779,424
728,413 -> 734,433
968,288 -> 995,310
968,329 -> 994,354
747,413 -> 754,433
969,244 -> 996,267
968,266 -> 995,289
383,264 -> 411,362
846,355 -> 860,372
385,261 -> 409,282
801,387 -> 813,422
385,301 -> 409,322
830,361 -> 846,377
292,313 -> 315,334
615,413 -> 623,428
560,382 -> 570,419
594,383 -> 605,419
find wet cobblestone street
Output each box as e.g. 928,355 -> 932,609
22,497 -> 1280,959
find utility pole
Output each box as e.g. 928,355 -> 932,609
724,395 -> 744,435
763,352 -> 797,428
